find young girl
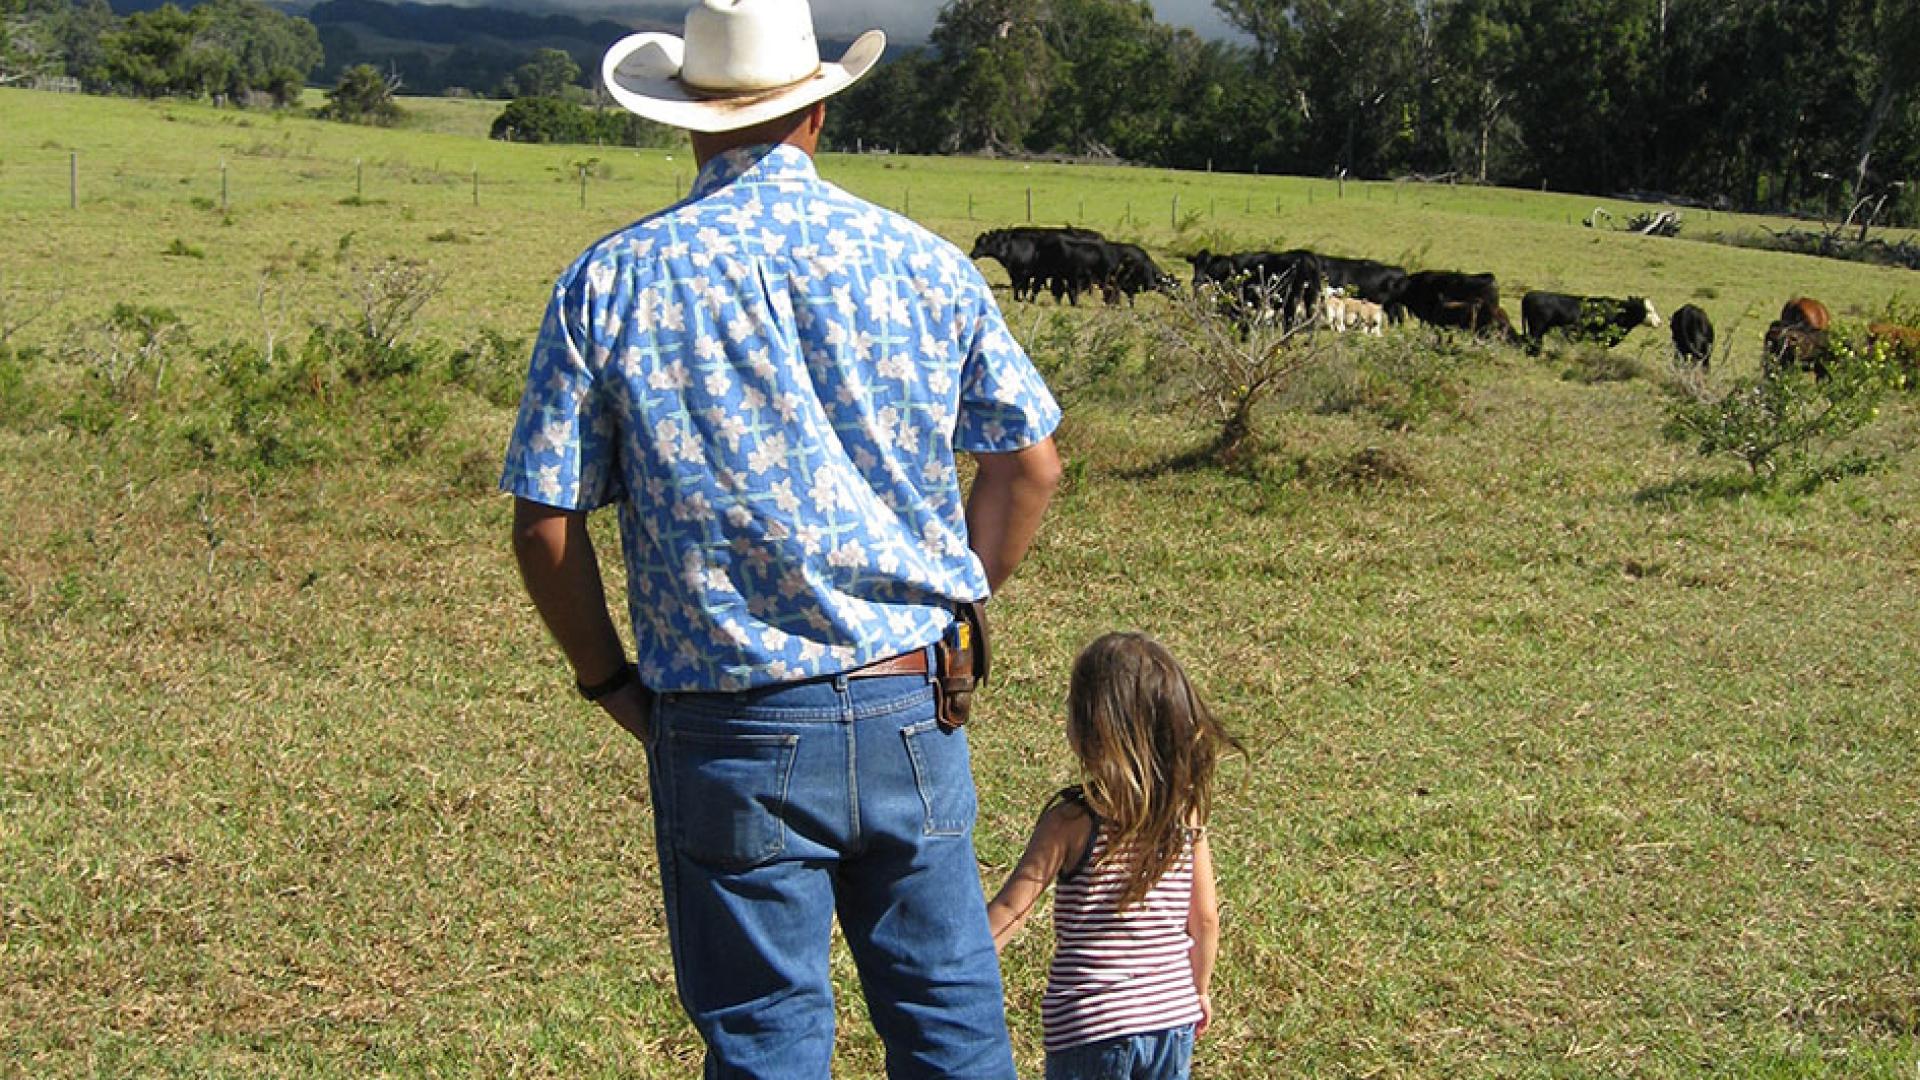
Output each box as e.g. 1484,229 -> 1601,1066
988,631 -> 1239,1080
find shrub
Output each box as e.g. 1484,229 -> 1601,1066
1306,332 -> 1469,431
1146,279 -> 1331,462
57,303 -> 189,432
448,327 -> 528,409
1024,309 -> 1136,404
1661,338 -> 1894,484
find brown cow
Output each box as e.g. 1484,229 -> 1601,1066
1780,297 -> 1831,331
1868,321 -> 1920,377
1765,320 -> 1831,379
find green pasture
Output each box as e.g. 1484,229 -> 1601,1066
3,87 -> 1919,1077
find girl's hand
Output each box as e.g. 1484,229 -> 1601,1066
1195,992 -> 1212,1038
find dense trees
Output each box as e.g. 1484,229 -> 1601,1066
827,0 -> 1920,223
7,0 -> 316,102
319,62 -> 399,124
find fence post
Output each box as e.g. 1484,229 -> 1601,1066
70,151 -> 78,210
580,166 -> 587,209
1026,187 -> 1033,223
356,159 -> 363,198
1171,194 -> 1179,228
968,191 -> 974,220
221,159 -> 229,210
472,165 -> 479,207
904,187 -> 910,216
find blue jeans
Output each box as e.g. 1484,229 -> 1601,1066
644,654 -> 1016,1079
1044,1025 -> 1196,1080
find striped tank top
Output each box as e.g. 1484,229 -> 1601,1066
1042,797 -> 1204,1053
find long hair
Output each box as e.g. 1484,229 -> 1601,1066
1067,631 -> 1240,909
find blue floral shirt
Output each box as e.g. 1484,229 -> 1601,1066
502,143 -> 1061,692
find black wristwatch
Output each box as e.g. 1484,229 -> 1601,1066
577,663 -> 638,702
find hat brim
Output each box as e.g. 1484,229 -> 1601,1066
602,29 -> 885,134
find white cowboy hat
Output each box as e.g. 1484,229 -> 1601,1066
601,0 -> 886,134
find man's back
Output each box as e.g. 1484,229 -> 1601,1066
503,142 -> 1058,692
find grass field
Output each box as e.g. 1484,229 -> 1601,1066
3,87 -> 1919,1078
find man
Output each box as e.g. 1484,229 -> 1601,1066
500,2 -> 1062,1077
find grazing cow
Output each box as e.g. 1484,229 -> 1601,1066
1765,320 -> 1832,379
1400,270 -> 1513,338
969,226 -> 1105,302
1106,242 -> 1175,305
1519,291 -> 1662,350
1669,303 -> 1714,367
1188,248 -> 1323,331
1320,287 -> 1386,335
970,229 -> 1044,301
1780,296 -> 1830,331
1316,254 -> 1411,322
1868,321 -> 1920,378
1036,232 -> 1118,306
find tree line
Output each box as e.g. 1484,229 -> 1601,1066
5,0 -> 1915,224
829,0 -> 1920,225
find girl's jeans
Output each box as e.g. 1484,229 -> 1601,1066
646,656 -> 1016,1079
1044,1024 -> 1197,1080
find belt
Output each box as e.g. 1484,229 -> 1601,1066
844,647 -> 931,679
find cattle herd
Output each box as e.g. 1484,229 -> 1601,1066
968,224 -> 1920,379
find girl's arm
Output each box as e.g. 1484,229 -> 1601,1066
986,803 -> 1087,953
1186,832 -> 1220,1036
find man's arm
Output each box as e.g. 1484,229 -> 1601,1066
510,497 -> 652,743
965,437 -> 1063,593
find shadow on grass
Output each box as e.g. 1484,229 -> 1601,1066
1633,452 -> 1889,507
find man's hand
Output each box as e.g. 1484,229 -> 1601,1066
598,683 -> 655,750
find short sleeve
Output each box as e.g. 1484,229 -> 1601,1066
499,268 -> 621,510
953,289 -> 1062,454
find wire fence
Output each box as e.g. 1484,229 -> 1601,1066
0,148 -> 1425,235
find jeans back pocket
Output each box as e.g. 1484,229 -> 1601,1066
901,719 -> 976,837
667,730 -> 800,869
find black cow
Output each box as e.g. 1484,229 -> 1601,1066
1316,254 -> 1410,323
1189,248 -> 1321,331
1035,233 -> 1118,306
969,229 -> 1043,301
1669,304 -> 1713,367
969,227 -> 1104,302
1400,271 -> 1513,338
1519,291 -> 1662,350
1106,242 -> 1175,305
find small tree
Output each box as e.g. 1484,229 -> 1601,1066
1149,279 -> 1330,463
1661,338 -> 1893,485
500,46 -> 579,100
320,63 -> 402,125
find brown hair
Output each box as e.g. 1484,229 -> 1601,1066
1066,631 -> 1240,908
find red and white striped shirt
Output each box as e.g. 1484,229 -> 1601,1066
1041,808 -> 1203,1053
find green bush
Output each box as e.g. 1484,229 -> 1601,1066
448,328 -> 528,408
1307,333 -> 1470,430
1661,338 -> 1894,484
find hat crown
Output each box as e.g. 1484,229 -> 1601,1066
681,0 -> 822,92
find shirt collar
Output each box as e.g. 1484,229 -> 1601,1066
690,143 -> 819,198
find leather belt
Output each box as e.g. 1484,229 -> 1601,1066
844,647 -> 931,678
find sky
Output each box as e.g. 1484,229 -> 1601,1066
786,1 -> 1244,45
